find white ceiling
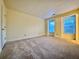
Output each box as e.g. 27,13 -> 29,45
4,0 -> 79,19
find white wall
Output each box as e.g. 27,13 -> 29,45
6,9 -> 45,41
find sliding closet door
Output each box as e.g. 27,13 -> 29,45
0,1 -> 7,52
1,6 -> 6,48
0,2 -> 2,52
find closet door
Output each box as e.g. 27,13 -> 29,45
0,2 -> 2,52
1,5 -> 6,48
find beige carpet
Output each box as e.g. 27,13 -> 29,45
0,36 -> 79,59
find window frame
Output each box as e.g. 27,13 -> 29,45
48,19 -> 55,33
62,14 -> 76,34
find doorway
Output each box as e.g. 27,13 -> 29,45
48,20 -> 55,36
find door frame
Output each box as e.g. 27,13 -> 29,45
47,19 -> 55,36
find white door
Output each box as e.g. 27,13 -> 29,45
1,5 -> 6,48
0,3 -> 2,52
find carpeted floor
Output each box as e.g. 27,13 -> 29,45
0,36 -> 79,59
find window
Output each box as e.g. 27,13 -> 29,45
64,15 -> 76,34
49,20 -> 55,33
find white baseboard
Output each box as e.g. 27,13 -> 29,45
0,48 -> 2,53
7,34 -> 45,42
7,37 -> 28,42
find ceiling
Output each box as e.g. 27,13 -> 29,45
4,0 -> 79,19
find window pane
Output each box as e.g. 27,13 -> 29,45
49,20 -> 55,32
64,15 -> 76,34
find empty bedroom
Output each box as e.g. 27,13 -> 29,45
0,0 -> 79,59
